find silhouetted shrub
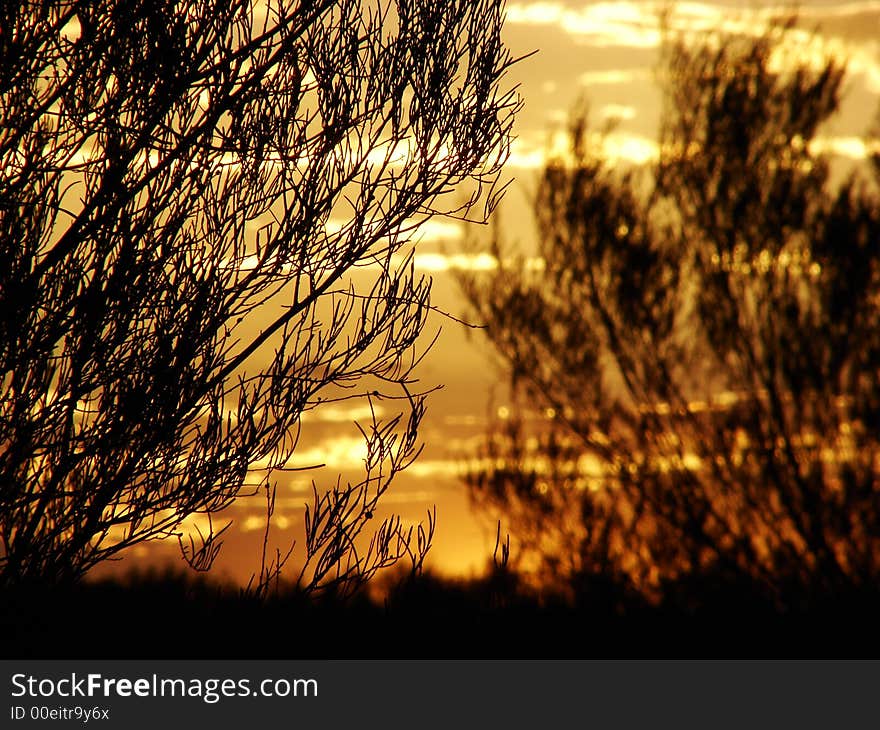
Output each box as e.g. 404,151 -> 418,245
0,0 -> 519,591
461,17 -> 880,608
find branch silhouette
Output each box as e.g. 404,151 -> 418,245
0,0 -> 520,590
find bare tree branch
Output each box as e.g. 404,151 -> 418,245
0,0 -> 521,591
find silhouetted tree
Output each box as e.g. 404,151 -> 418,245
0,0 -> 519,590
461,18 -> 880,606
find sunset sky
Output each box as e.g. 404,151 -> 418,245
105,0 -> 880,584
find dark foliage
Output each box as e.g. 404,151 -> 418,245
460,18 -> 880,608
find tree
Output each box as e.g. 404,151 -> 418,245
0,0 -> 519,590
460,18 -> 880,607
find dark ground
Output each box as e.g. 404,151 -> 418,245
2,567 -> 879,658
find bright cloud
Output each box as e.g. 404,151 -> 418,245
810,136 -> 878,160
599,104 -> 638,122
579,69 -> 652,85
506,0 -> 880,89
411,252 -> 500,272
509,131 -> 659,168
506,2 -> 659,47
326,217 -> 464,244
